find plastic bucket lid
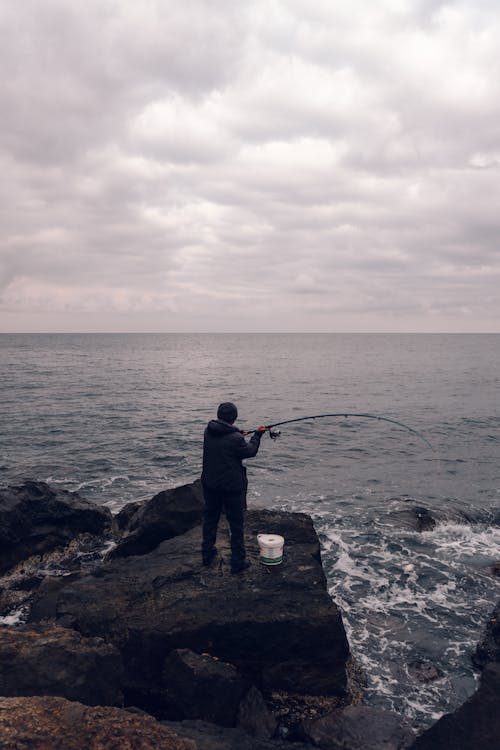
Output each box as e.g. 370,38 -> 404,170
257,534 -> 284,548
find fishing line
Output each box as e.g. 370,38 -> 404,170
247,413 -> 434,450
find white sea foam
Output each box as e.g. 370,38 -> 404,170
314,511 -> 500,726
75,474 -> 130,492
0,606 -> 29,626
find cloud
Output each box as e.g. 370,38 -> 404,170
0,0 -> 499,331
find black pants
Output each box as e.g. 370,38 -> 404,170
201,485 -> 245,567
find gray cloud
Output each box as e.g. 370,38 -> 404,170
1,0 -> 499,331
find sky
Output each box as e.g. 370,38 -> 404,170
1,0 -> 499,333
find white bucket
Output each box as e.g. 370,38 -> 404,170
257,533 -> 285,565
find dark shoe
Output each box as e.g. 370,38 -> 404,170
202,549 -> 217,566
230,560 -> 251,575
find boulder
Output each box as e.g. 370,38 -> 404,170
115,499 -> 142,531
387,498 -> 492,532
407,660 -> 442,683
0,623 -> 124,706
387,501 -> 437,532
0,481 -> 112,575
110,480 -> 204,558
0,695 -> 194,750
473,601 -> 500,669
162,649 -> 249,725
411,507 -> 437,532
302,705 -> 416,749
237,685 -> 277,739
29,507 -> 350,716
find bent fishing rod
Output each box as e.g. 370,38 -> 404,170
245,412 -> 434,450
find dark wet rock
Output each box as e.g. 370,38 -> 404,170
29,507 -> 350,716
472,601 -> 500,669
162,649 -> 249,726
110,479 -> 204,558
267,691 -> 343,738
21,572 -> 81,624
407,660 -> 442,683
387,498 -> 494,532
302,705 -> 416,749
492,560 -> 500,577
237,685 -> 277,739
115,499 -> 142,530
0,623 -> 124,706
409,663 -> 500,750
0,695 -> 194,750
394,505 -> 436,532
412,507 -> 436,532
162,719 -> 314,750
12,574 -> 44,592
0,481 -> 112,575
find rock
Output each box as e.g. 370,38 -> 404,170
412,507 -> 437,532
237,685 -> 277,739
267,691 -> 342,736
115,499 -> 143,530
162,719 -> 314,750
162,649 -> 249,725
409,663 -> 500,749
492,560 -> 500,577
391,505 -> 436,532
0,532 -> 117,623
412,506 -> 436,531
21,571 -> 81,624
407,660 -> 442,683
0,481 -> 112,575
29,506 -> 350,716
110,479 -> 204,558
302,705 -> 416,749
0,695 -> 195,750
473,601 -> 500,669
0,623 -> 124,706
389,499 -> 492,531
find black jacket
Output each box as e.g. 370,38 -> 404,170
201,419 -> 262,492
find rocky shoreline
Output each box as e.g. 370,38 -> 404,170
0,480 -> 498,749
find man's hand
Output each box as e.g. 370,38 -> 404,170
256,425 -> 268,433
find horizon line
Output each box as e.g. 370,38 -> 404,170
1,330 -> 498,336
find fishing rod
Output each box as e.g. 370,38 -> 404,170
245,413 -> 434,450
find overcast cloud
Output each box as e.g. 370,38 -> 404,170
1,0 -> 499,332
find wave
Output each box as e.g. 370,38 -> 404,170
316,513 -> 500,727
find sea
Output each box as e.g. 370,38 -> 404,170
1,332 -> 499,728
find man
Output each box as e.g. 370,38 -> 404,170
201,402 -> 266,574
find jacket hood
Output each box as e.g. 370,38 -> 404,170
206,419 -> 239,436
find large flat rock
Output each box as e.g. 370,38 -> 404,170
29,508 -> 350,711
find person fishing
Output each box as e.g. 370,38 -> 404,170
201,402 -> 267,574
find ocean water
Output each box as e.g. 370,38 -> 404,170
1,332 -> 499,727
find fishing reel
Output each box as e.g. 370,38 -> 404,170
268,428 -> 281,440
